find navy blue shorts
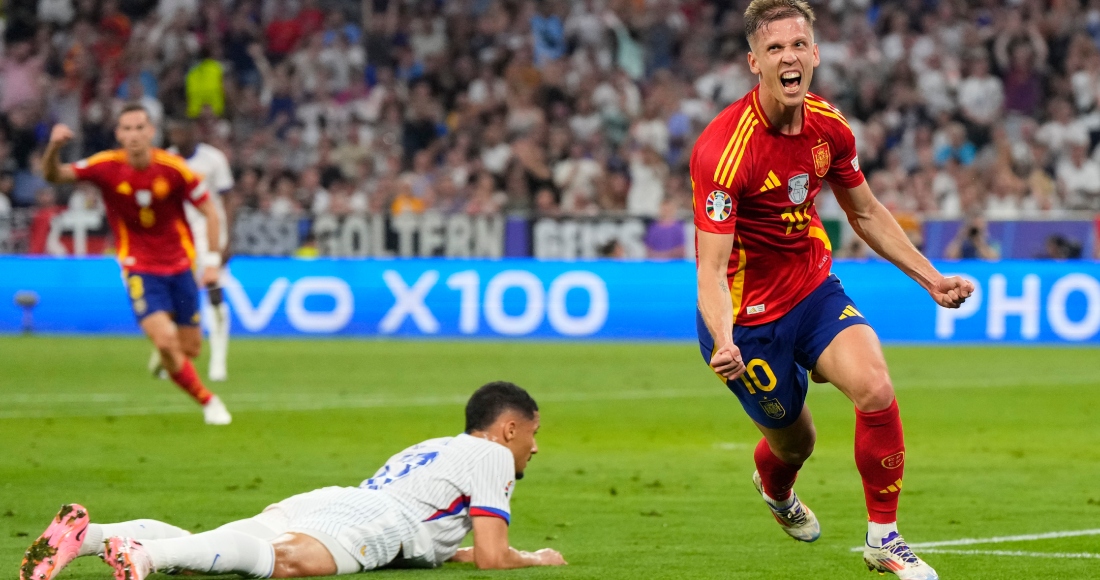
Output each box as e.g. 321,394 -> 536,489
124,271 -> 200,326
696,275 -> 870,429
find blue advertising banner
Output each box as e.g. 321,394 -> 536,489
1,257 -> 1098,343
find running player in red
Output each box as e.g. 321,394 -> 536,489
693,2 -> 972,578
42,104 -> 232,426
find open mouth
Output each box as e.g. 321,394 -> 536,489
780,71 -> 802,93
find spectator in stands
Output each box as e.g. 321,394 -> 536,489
1037,99 -> 1088,161
627,145 -> 667,218
28,186 -> 63,255
1057,135 -> 1100,211
0,39 -> 45,114
0,172 -> 13,217
554,142 -> 603,215
945,217 -> 1000,260
1042,234 -> 1083,260
956,55 -> 1003,147
645,199 -> 685,260
3,0 -> 1098,260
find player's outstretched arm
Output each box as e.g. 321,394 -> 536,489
469,516 -> 566,569
832,180 -> 974,308
195,196 -> 222,287
697,230 -> 746,380
42,124 -> 78,183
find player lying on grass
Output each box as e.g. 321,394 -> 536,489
20,382 -> 565,580
42,104 -> 231,425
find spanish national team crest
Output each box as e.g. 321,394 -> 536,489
152,176 -> 171,199
759,397 -> 786,420
881,451 -> 905,469
812,142 -> 831,177
706,190 -> 733,222
787,173 -> 809,205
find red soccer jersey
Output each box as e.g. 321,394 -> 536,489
692,86 -> 865,326
72,149 -> 209,275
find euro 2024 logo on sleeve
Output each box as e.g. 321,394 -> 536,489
706,190 -> 733,222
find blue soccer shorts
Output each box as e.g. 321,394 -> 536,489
124,271 -> 201,326
696,274 -> 870,429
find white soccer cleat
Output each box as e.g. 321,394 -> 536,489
208,365 -> 227,382
147,350 -> 167,380
104,537 -> 153,580
752,470 -> 821,542
202,395 -> 232,425
864,531 -> 939,579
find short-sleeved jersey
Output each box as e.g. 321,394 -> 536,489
692,86 -> 865,326
360,434 -> 515,564
73,149 -> 209,275
168,143 -> 234,195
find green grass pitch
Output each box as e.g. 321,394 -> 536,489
1,336 -> 1099,579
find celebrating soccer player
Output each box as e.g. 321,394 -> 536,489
692,2 -> 973,578
42,105 -> 232,425
20,382 -> 565,580
167,118 -> 235,382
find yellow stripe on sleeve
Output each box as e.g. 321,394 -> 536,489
116,221 -> 130,263
713,109 -> 754,184
729,238 -> 748,324
153,151 -> 197,181
176,219 -> 196,265
721,121 -> 758,188
806,101 -> 852,131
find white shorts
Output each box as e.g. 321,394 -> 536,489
185,196 -> 228,271
248,486 -> 435,574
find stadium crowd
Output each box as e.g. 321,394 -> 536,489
1,0 -> 1099,258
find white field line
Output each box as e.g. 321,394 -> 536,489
911,528 -> 1100,548
0,388 -> 725,419
850,528 -> 1100,556
916,548 -> 1100,559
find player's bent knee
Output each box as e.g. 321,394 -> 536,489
182,342 -> 201,359
853,373 -> 895,412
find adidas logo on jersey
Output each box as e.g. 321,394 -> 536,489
759,171 -> 781,192
839,305 -> 863,320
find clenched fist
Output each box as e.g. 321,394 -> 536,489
930,276 -> 975,309
49,124 -> 74,146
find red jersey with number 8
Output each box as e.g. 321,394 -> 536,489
691,86 -> 865,326
73,149 -> 209,275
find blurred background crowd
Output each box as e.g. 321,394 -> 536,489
1,0 -> 1099,259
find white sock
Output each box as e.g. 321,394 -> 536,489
78,520 -> 191,557
208,301 -> 230,379
867,521 -> 899,547
142,529 -> 275,577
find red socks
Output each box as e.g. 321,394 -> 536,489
169,359 -> 213,405
855,399 -> 905,524
754,438 -> 802,502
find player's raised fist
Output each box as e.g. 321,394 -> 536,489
930,275 -> 974,309
49,124 -> 74,146
535,548 -> 567,566
710,341 -> 746,381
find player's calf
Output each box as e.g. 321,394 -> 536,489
177,325 -> 202,361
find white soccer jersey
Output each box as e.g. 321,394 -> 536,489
171,143 -> 234,195
173,143 -> 233,256
361,434 -> 516,565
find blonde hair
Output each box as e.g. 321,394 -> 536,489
744,0 -> 816,42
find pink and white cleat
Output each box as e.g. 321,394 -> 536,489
103,537 -> 154,580
20,504 -> 90,580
